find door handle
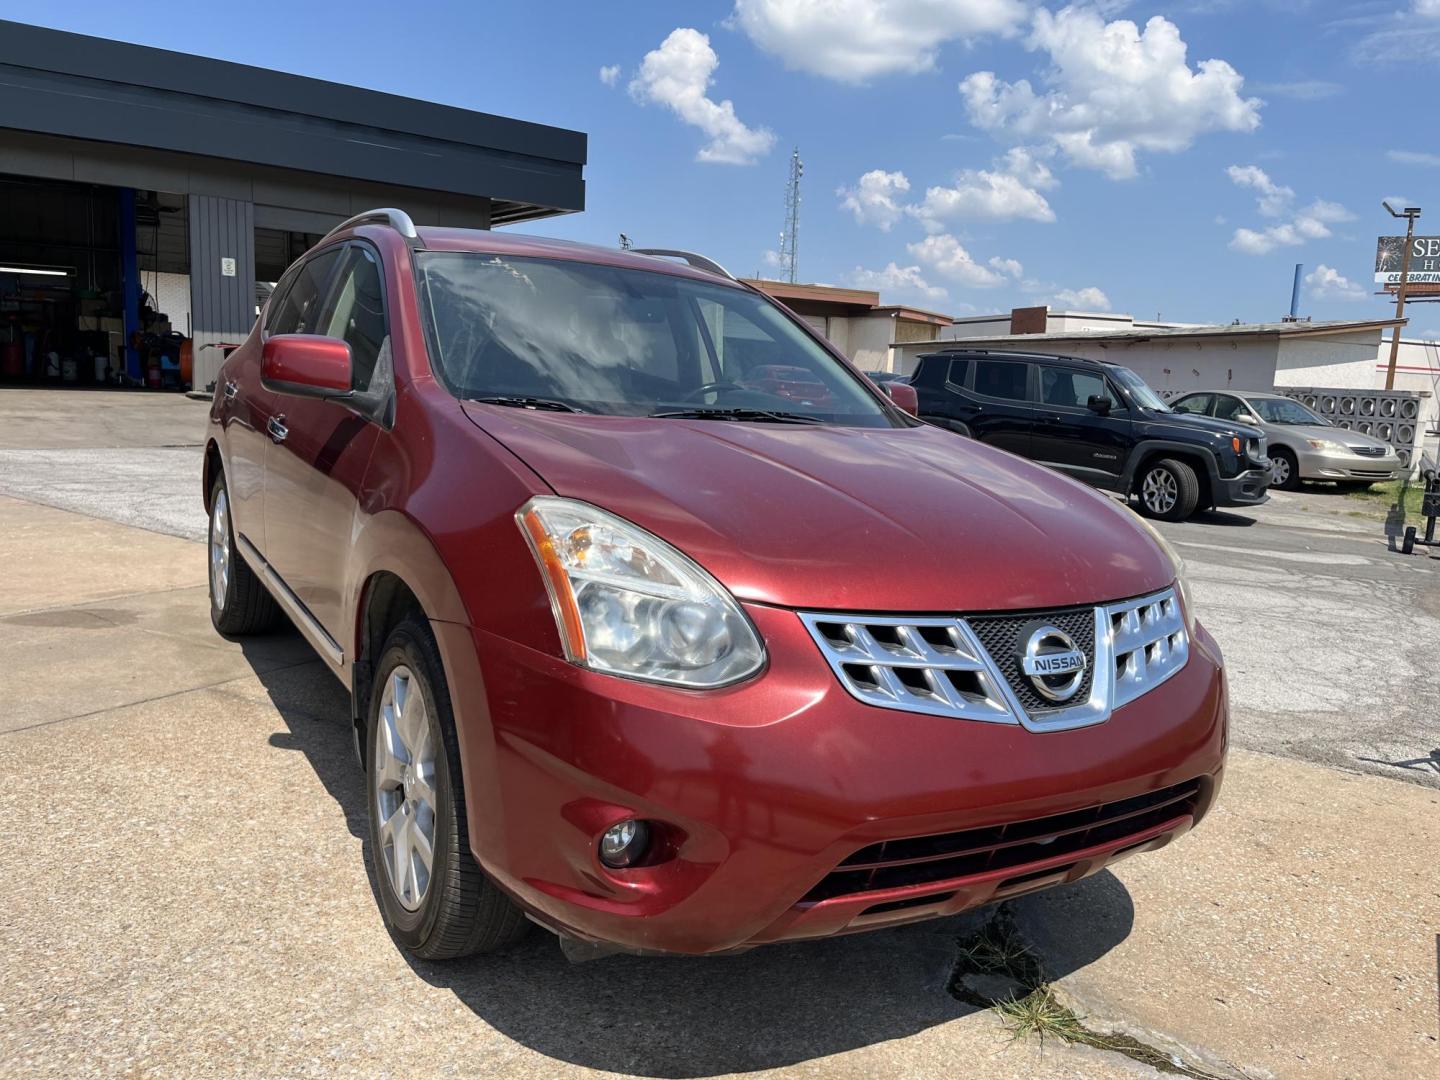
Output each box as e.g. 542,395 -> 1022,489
267,414 -> 289,443
223,380 -> 238,403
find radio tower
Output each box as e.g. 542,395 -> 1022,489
777,148 -> 803,284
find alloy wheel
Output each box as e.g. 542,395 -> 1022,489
210,490 -> 231,610
1270,455 -> 1290,487
373,665 -> 438,912
1142,468 -> 1178,516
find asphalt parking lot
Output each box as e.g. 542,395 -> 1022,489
2,387 -> 1437,1079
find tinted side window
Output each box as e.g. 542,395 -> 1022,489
321,247 -> 388,391
1039,365 -> 1107,408
946,359 -> 970,388
1172,394 -> 1212,416
268,249 -> 342,336
973,359 -> 1029,401
1212,395 -> 1246,421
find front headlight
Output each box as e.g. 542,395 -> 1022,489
516,496 -> 765,688
1132,515 -> 1196,634
1306,438 -> 1347,453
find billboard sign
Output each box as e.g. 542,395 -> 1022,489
1374,235 -> 1440,285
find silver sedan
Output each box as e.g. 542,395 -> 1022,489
1170,390 -> 1401,490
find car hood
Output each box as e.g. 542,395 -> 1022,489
1279,423 -> 1391,449
462,405 -> 1175,613
1151,410 -> 1262,439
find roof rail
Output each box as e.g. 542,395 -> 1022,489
325,208 -> 423,246
630,248 -> 734,281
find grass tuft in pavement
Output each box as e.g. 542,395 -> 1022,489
951,904 -> 1238,1080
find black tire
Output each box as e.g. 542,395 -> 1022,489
1269,447 -> 1301,491
208,474 -> 281,635
366,615 -> 529,959
1135,457 -> 1200,521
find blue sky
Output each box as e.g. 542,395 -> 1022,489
14,1 -> 1440,331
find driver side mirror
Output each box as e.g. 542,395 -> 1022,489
1087,394 -> 1114,415
262,334 -> 352,400
879,380 -> 919,416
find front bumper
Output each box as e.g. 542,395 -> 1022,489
1297,447 -> 1399,483
1214,466 -> 1270,507
436,606 -> 1229,955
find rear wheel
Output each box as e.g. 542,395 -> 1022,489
1135,458 -> 1199,521
366,615 -> 529,959
1269,448 -> 1300,491
208,474 -> 281,635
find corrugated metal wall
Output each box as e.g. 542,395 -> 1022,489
187,194 -> 254,336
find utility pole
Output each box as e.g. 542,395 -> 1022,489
1382,201 -> 1421,390
777,148 -> 803,284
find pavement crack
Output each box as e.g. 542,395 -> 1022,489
949,903 -> 1253,1080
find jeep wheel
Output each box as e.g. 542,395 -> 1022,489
367,615 -> 529,959
1136,458 -> 1199,521
208,475 -> 281,635
1269,448 -> 1300,491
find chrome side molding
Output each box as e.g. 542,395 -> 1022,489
234,533 -> 344,667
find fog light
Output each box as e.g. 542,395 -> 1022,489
598,819 -> 650,869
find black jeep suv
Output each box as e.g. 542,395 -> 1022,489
910,349 -> 1270,520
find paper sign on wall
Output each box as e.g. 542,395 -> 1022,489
220,257 -> 237,277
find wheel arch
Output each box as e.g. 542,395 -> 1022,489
203,439 -> 224,512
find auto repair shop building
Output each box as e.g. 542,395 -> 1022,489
0,19 -> 586,391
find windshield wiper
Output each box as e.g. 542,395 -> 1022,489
470,395 -> 587,413
650,407 -> 825,425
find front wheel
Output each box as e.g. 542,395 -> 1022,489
208,474 -> 281,635
1269,448 -> 1300,491
366,616 -> 529,959
1135,458 -> 1200,521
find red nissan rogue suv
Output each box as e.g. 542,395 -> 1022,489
204,209 -> 1227,959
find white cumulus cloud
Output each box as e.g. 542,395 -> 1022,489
960,8 -> 1262,179
909,149 -> 1057,230
629,29 -> 776,165
907,234 -> 1006,287
1226,168 -> 1354,255
599,64 -> 621,87
1305,264 -> 1367,302
989,256 -> 1024,279
731,0 -> 1027,83
837,170 -> 912,230
848,262 -> 948,300
1225,165 -> 1293,217
1050,286 -> 1111,310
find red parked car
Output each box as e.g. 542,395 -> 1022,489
204,209 -> 1227,959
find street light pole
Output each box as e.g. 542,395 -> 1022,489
1382,201 -> 1421,390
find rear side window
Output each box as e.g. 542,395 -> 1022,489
320,247 -> 388,391
267,249 -> 342,336
946,358 -> 969,387
973,359 -> 1029,401
1172,394 -> 1212,416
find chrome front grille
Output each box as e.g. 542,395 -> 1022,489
800,588 -> 1188,732
1349,445 -> 1385,458
1108,592 -> 1188,710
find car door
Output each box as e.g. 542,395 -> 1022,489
217,323 -> 285,553
965,357 -> 1036,454
260,243 -> 383,642
1031,364 -> 1131,486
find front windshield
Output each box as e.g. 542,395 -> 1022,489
1250,396 -> 1327,425
1108,366 -> 1170,411
416,252 -> 895,426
